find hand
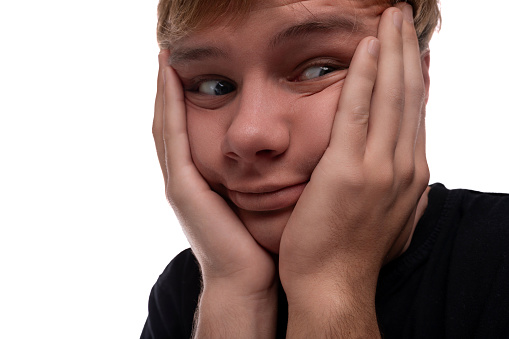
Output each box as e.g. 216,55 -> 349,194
279,3 -> 429,335
153,51 -> 277,337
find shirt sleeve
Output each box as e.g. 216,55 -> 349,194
140,249 -> 201,339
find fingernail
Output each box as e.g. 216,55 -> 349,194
393,11 -> 403,31
403,4 -> 414,23
368,38 -> 380,57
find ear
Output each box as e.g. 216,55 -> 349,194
420,50 -> 431,104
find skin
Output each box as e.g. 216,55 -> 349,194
153,0 -> 430,337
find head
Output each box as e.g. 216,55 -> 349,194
157,0 -> 441,254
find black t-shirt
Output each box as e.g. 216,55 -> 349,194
141,183 -> 509,338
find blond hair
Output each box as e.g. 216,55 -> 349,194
157,0 -> 441,51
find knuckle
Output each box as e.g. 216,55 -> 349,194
343,167 -> 367,188
152,122 -> 161,137
377,171 -> 395,190
165,180 -> 183,206
398,159 -> 416,186
349,104 -> 370,125
386,87 -> 405,111
368,162 -> 395,190
162,129 -> 172,143
327,160 -> 367,190
408,81 -> 426,105
403,34 -> 418,49
416,161 -> 431,187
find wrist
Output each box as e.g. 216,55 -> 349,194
280,262 -> 380,304
194,282 -> 278,338
201,278 -> 278,305
286,301 -> 380,339
283,277 -> 380,338
284,275 -> 377,310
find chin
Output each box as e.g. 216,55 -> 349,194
237,206 -> 294,255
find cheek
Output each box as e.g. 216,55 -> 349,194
186,106 -> 226,182
291,83 -> 344,160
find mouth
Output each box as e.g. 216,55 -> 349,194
226,182 -> 308,212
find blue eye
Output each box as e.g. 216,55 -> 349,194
198,80 -> 235,96
300,65 -> 336,81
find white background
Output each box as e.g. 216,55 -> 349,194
1,0 -> 508,338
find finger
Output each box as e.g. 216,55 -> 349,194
153,50 -> 169,184
162,63 -> 198,184
394,3 -> 426,170
366,7 -> 405,159
414,51 -> 430,189
330,36 -> 380,162
414,106 -> 429,186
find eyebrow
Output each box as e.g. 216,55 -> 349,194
169,15 -> 365,65
269,15 -> 365,48
170,46 -> 227,65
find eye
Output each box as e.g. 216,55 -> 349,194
198,79 -> 236,96
299,65 -> 336,81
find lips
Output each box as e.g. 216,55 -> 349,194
227,182 -> 308,212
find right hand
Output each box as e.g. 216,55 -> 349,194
153,50 -> 276,297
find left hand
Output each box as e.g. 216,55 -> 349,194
279,3 -> 429,305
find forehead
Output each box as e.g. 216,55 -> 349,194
250,0 -> 385,11
170,0 -> 387,65
249,0 -> 387,27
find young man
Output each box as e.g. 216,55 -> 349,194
142,0 -> 509,338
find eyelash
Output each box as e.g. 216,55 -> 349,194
184,76 -> 232,92
291,60 -> 347,82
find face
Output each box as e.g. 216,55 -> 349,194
170,0 -> 388,254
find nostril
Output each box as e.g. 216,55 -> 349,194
225,151 -> 239,160
256,149 -> 276,157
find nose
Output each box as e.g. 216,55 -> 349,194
221,80 -> 290,163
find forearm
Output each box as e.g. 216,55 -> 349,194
285,276 -> 380,338
193,283 -> 278,339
